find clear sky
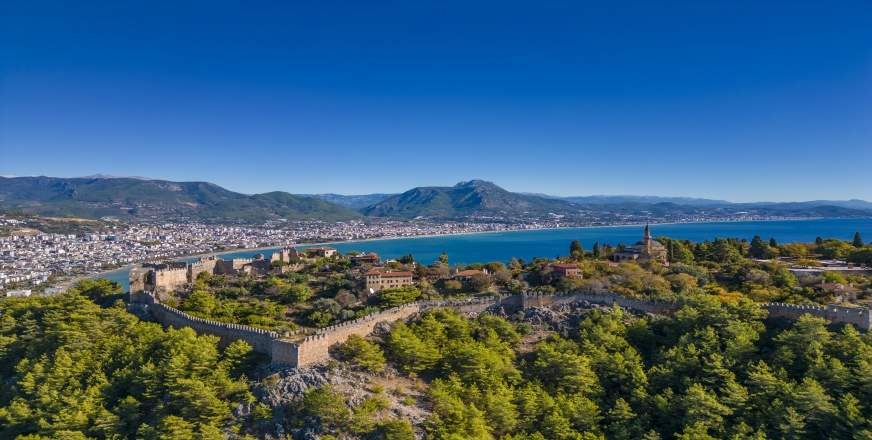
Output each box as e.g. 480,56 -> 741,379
1,1 -> 870,202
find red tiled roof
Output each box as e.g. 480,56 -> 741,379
550,263 -> 579,269
365,271 -> 413,277
813,282 -> 859,292
454,270 -> 484,277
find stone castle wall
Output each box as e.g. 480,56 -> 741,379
152,268 -> 189,294
129,268 -> 151,293
132,291 -> 283,353
761,303 -> 872,329
294,296 -> 499,366
215,258 -> 254,275
189,257 -> 219,281
130,289 -> 872,368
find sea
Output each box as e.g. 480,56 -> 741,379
93,218 -> 871,292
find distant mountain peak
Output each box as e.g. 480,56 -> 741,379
78,174 -> 156,180
454,179 -> 500,189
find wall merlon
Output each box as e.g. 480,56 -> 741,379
137,288 -> 872,370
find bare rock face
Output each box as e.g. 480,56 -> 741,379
249,361 -> 431,440
372,321 -> 393,337
253,365 -> 330,409
126,303 -> 155,321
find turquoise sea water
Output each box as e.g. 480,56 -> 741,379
95,218 -> 872,291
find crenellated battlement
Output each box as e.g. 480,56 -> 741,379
759,302 -> 871,328
130,288 -> 871,368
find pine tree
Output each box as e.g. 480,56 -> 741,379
592,242 -> 601,259
570,240 -> 584,260
749,236 -> 766,258
853,232 -> 864,248
438,252 -> 449,265
769,237 -> 778,247
816,236 -> 823,245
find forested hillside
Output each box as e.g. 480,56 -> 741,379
0,287 -> 264,440
3,230 -> 872,439
322,297 -> 872,440
0,176 -> 361,223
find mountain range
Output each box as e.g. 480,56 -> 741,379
521,193 -> 872,211
0,176 -> 361,223
0,175 -> 869,223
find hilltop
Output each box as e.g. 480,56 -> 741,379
0,209 -> 121,237
0,176 -> 362,223
358,180 -> 872,220
359,180 -> 579,219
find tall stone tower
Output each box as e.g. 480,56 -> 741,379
643,222 -> 651,253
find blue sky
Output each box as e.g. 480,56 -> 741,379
1,1 -> 870,201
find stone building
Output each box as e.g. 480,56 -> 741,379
613,223 -> 668,265
269,247 -> 302,264
307,246 -> 337,258
451,269 -> 486,282
352,252 -> 380,265
131,254 -> 272,294
364,270 -> 414,292
549,263 -> 582,279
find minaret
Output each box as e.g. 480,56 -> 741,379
644,222 -> 651,253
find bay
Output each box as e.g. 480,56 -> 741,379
94,218 -> 871,291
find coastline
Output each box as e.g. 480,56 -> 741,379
75,217 -> 869,287
269,216 -> 849,249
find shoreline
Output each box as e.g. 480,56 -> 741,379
270,216 -> 852,249
77,217 -> 868,285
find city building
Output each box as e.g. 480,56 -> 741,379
5,289 -> 32,297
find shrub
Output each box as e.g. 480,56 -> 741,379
469,273 -> 492,292
355,306 -> 379,318
336,335 -> 386,372
301,385 -> 350,431
251,403 -> 273,422
312,298 -> 342,315
515,322 -> 533,335
338,309 -> 357,321
307,311 -> 334,328
280,284 -> 312,304
378,419 -> 415,440
444,280 -> 463,291
179,290 -> 217,317
377,286 -> 421,307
